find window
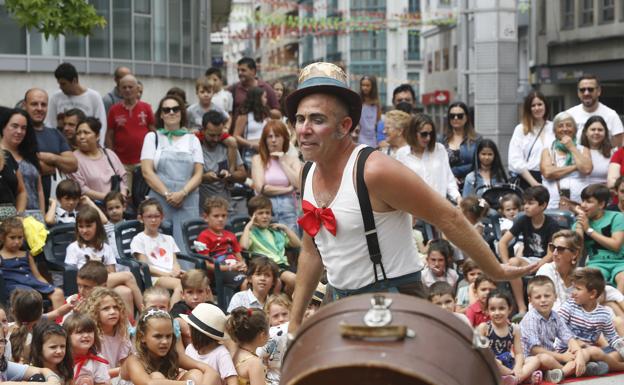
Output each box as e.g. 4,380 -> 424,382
407,30 -> 420,61
350,30 -> 386,61
112,0 -> 131,59
538,0 -> 546,33
443,47 -> 449,71
65,35 -> 86,56
561,0 -> 575,29
427,53 -> 432,73
408,72 -> 420,100
154,0 -> 167,62
182,0 -> 192,64
134,16 -> 151,61
30,32 -> 59,56
453,45 -> 457,69
434,50 -> 440,71
169,0 -> 181,63
599,0 -> 615,22
89,0 -> 110,58
135,0 -> 151,14
580,0 -> 594,26
408,0 -> 420,13
0,5 -> 26,54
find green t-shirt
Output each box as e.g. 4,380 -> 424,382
576,210 -> 624,261
249,226 -> 289,266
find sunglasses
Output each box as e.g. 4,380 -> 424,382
548,243 -> 576,253
418,131 -> 433,138
449,113 -> 465,120
162,106 -> 181,114
578,87 -> 595,94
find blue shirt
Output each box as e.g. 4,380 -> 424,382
520,307 -> 574,356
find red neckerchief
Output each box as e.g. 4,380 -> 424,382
297,200 -> 337,237
73,353 -> 109,380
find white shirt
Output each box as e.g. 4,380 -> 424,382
130,232 -> 180,273
55,206 -> 77,224
65,241 -> 117,269
185,344 -> 237,384
396,143 -> 460,201
257,322 -> 289,385
508,122 -> 555,174
567,102 -> 624,142
580,148 -> 613,187
140,131 -> 204,168
45,88 -> 107,146
542,144 -> 588,208
226,289 -> 263,313
212,89 -> 234,113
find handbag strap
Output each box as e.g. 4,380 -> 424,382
101,148 -> 118,176
525,123 -> 545,162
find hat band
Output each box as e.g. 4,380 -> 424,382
297,77 -> 349,90
188,313 -> 224,338
313,290 -> 325,300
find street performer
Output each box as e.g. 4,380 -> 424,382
286,62 -> 537,334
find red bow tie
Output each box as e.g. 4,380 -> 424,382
73,353 -> 109,380
298,200 -> 337,237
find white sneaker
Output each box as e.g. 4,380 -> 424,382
544,369 -> 564,384
614,338 -> 624,360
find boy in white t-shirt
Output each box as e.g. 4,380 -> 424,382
206,67 -> 234,115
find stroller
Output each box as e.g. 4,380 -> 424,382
475,183 -> 524,210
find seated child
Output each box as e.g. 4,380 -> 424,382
465,274 -> 497,327
44,179 -> 81,226
102,191 -> 126,260
226,308 -> 269,385
421,239 -> 458,288
520,275 -> 603,383
498,193 -> 522,234
427,281 -> 470,326
455,259 -> 482,312
196,197 -> 246,289
180,303 -> 237,385
130,198 -> 184,306
258,294 -> 292,385
227,256 -> 278,313
30,320 -> 73,384
64,313 -> 111,385
499,186 -> 560,314
62,261 -> 109,323
455,196 -> 492,262
573,183 -> 624,294
240,195 -> 299,293
170,269 -> 215,346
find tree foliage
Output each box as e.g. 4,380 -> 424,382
5,0 -> 107,39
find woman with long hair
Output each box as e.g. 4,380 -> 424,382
508,91 -> 554,190
579,115 -> 614,189
356,75 -> 382,147
443,102 -> 480,190
233,87 -> 271,170
462,139 -> 508,198
251,120 -> 302,232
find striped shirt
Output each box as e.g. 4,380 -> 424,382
556,298 -> 622,350
520,307 -> 574,356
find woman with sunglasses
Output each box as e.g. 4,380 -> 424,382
508,91 -> 554,190
396,113 -> 461,203
443,102 -> 481,190
140,95 -> 204,247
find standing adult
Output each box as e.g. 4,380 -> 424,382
60,108 -> 86,150
579,116 -> 614,188
376,84 -> 416,144
232,87 -> 270,170
45,62 -> 108,147
0,107 -> 27,218
228,57 -> 280,121
508,91 -> 554,190
284,63 -> 535,333
356,76 -> 382,147
442,102 -> 481,190
140,95 -> 203,246
566,74 -> 624,147
106,74 -> 155,192
0,109 -> 45,217
395,113 -> 461,203
381,110 -> 410,158
23,88 -> 77,203
102,66 -> 132,114
540,112 -> 592,209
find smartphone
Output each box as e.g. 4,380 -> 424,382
217,160 -> 228,177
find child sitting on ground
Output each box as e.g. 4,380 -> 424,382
226,308 -> 269,385
465,274 -> 497,327
227,256 -> 279,313
258,294 -> 292,385
427,281 -> 470,326
170,269 -> 215,346
498,193 -> 522,234
240,196 -> 299,293
455,259 -> 482,312
421,239 -> 458,288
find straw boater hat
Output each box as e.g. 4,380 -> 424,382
179,303 -> 227,341
285,62 -> 362,128
312,282 -> 327,304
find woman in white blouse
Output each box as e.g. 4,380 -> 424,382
579,115 -> 614,188
508,91 -> 554,190
396,113 -> 461,203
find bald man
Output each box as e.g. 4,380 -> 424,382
23,88 -> 78,204
106,74 -> 155,192
103,66 -> 132,114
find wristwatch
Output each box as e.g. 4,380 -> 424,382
586,228 -> 595,236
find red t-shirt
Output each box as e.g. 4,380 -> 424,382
465,301 -> 490,327
197,228 -> 241,263
107,101 -> 154,164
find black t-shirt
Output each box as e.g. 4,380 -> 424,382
509,214 -> 561,258
0,155 -> 19,205
170,301 -> 192,319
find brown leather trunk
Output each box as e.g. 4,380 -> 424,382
282,293 -> 500,385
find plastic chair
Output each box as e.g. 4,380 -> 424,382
226,214 -> 250,239
114,220 -> 153,290
42,223 -> 79,296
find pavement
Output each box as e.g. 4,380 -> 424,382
558,372 -> 624,384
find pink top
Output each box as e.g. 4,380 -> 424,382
264,158 -> 290,187
70,149 -> 128,195
100,332 -> 133,368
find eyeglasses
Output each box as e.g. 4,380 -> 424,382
548,243 -> 576,254
162,106 -> 181,114
578,87 -> 595,94
418,131 -> 433,138
449,113 -> 465,120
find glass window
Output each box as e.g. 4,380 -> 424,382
443,47 -> 449,71
434,50 -> 440,71
192,0 -> 201,65
89,0 -> 110,58
154,0 -> 167,62
113,0 -> 131,58
65,35 -> 86,56
29,32 -> 59,56
407,72 -> 420,99
407,30 -> 420,61
600,0 -> 615,22
453,45 -> 457,69
135,0 -> 151,14
538,0 -> 546,33
409,0 -> 420,13
182,0 -> 191,64
134,16 -> 151,61
580,0 -> 594,26
561,0 -> 575,29
427,53 -> 432,73
0,5 -> 26,54
169,0 -> 181,63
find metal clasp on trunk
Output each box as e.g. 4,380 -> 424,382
363,294 -> 393,327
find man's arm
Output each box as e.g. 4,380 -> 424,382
38,151 -> 78,174
366,152 -> 535,280
289,232 -> 325,333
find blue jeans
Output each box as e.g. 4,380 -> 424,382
330,271 -> 424,301
270,193 -> 299,234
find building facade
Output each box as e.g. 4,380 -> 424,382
0,0 -> 219,109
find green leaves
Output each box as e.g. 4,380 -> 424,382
5,0 -> 107,39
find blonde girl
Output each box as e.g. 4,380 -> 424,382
264,294 -> 291,327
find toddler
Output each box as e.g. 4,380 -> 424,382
45,179 -> 81,226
